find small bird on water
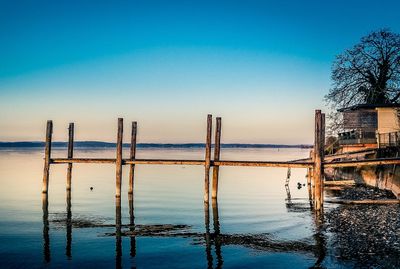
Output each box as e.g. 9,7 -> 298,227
90,187 -> 93,191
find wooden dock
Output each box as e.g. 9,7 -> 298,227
41,110 -> 400,211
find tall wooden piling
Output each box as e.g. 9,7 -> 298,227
313,110 -> 324,211
42,120 -> 53,193
66,123 -> 74,191
129,121 -> 137,194
204,114 -> 212,204
212,117 -> 222,200
115,118 -> 123,198
321,113 -> 325,206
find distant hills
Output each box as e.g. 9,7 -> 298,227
0,141 -> 312,149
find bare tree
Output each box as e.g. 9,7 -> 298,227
325,29 -> 400,133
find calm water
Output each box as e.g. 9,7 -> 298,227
0,147 -> 352,268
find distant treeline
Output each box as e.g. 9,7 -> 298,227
0,141 -> 312,149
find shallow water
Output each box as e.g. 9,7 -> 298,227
0,147 -> 355,268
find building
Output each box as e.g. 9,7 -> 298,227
337,104 -> 400,152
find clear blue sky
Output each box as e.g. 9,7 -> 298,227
1,0 -> 399,143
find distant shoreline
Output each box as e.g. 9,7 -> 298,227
0,141 -> 312,149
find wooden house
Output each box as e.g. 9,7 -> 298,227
337,104 -> 400,152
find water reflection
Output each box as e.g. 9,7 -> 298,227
129,193 -> 137,268
310,212 -> 326,268
66,190 -> 72,259
212,199 -> 223,269
42,193 -> 50,263
204,202 -> 213,268
115,197 -> 122,269
41,190 -> 330,269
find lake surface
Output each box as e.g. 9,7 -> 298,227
0,147 -> 355,268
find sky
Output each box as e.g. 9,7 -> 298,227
1,0 -> 400,144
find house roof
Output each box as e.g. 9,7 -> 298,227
338,103 -> 400,112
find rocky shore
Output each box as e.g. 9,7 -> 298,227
325,185 -> 400,268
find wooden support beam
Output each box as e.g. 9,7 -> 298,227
115,118 -> 123,198
51,158 -> 313,167
212,117 -> 222,200
127,159 -> 205,165
313,110 -> 324,211
325,199 -> 400,205
66,123 -> 74,191
129,121 -> 137,194
42,120 -> 53,194
52,158 -> 116,164
213,160 -> 313,168
324,158 -> 400,167
204,114 -> 212,204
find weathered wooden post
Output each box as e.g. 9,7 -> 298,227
212,117 -> 222,200
129,121 -> 137,195
321,113 -> 325,206
66,123 -> 74,191
116,118 -> 123,198
204,114 -> 212,204
313,110 -> 324,211
307,150 -> 313,202
42,120 -> 53,194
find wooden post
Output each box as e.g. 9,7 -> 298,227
321,113 -> 325,206
66,123 -> 74,191
204,114 -> 212,204
116,118 -> 123,198
129,121 -> 137,194
307,150 -> 313,202
212,117 -> 222,200
42,120 -> 53,194
313,110 -> 324,211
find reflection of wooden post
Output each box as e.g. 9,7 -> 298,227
204,114 -> 212,204
116,118 -> 123,198
66,123 -> 74,191
42,193 -> 50,262
313,110 -> 324,211
128,193 -> 136,258
212,199 -> 223,268
204,202 -> 213,268
212,117 -> 222,200
42,120 -> 53,193
66,189 -> 72,258
115,197 -> 122,269
129,122 -> 137,194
